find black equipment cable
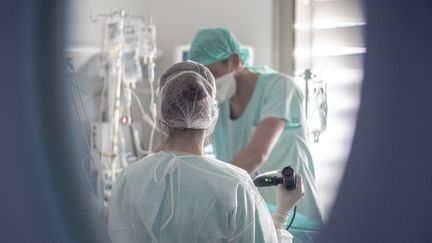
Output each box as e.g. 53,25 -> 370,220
285,206 -> 297,230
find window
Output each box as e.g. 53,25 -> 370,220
294,0 -> 366,212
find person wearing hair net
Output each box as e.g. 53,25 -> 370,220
108,61 -> 304,243
188,28 -> 326,243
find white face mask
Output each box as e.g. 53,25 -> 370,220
215,72 -> 237,103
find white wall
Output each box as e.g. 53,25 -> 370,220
67,0 -> 273,72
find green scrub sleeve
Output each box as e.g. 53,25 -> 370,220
259,77 -> 303,129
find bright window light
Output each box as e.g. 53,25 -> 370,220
295,22 -> 366,30
294,47 -> 366,58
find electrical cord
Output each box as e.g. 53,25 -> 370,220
147,67 -> 156,154
131,90 -> 165,135
285,206 -> 297,230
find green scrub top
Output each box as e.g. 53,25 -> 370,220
108,151 -> 292,243
213,73 -> 326,234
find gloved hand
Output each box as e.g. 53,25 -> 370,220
272,173 -> 304,229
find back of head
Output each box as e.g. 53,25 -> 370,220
188,28 -> 250,66
158,61 -> 218,131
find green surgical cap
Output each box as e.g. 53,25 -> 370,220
188,28 -> 250,66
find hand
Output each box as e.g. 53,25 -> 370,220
272,173 -> 304,228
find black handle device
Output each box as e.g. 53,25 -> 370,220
253,166 -> 298,230
253,166 -> 297,190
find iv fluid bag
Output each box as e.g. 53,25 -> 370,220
103,16 -> 124,57
141,24 -> 157,60
122,51 -> 141,81
123,21 -> 142,81
124,20 -> 141,49
307,78 -> 327,142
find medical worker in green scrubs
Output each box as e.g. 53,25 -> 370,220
108,61 -> 305,243
189,28 -> 326,243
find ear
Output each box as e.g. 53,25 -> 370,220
229,53 -> 243,70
